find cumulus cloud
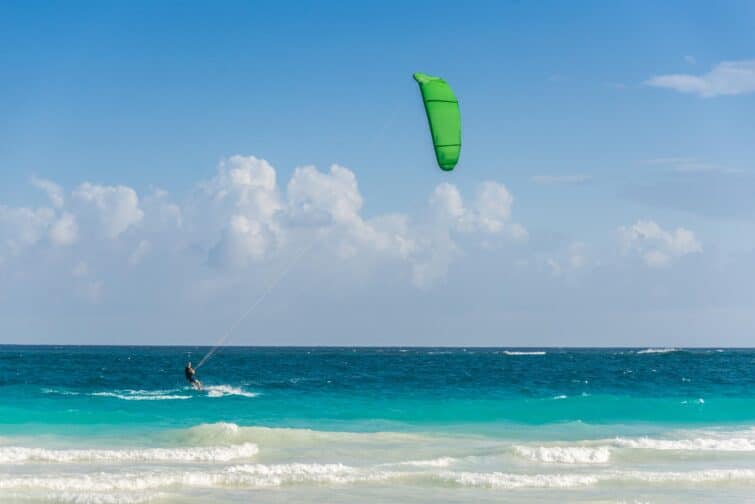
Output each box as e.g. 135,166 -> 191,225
645,59 -> 755,97
619,220 -> 702,268
0,205 -> 55,260
49,212 -> 78,246
198,158 -> 526,286
1,156 -> 527,295
429,181 -> 525,239
531,174 -> 592,185
73,183 -> 144,238
31,176 -> 64,208
144,189 -> 183,229
199,158 -> 525,286
414,180 -> 525,288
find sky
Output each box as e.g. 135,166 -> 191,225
1,0 -> 755,346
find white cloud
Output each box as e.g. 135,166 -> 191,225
205,155 -> 281,218
2,155 -> 527,294
645,59 -> 755,97
474,182 -> 514,233
144,189 -> 183,229
203,156 -> 283,267
619,220 -> 702,268
31,176 -> 64,208
415,180 -> 525,288
430,183 -> 466,223
209,214 -> 275,267
545,242 -> 588,277
73,183 -> 144,238
49,212 -> 78,246
129,240 -> 152,265
202,159 -> 525,286
429,181 -> 524,238
532,174 -> 592,185
0,205 -> 55,260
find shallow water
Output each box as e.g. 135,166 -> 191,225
1,346 -> 755,502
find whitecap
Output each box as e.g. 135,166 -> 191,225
513,445 -> 611,464
204,385 -> 258,398
440,471 -> 599,489
441,468 -> 755,488
89,390 -> 191,401
613,436 -> 755,452
637,348 -> 678,354
502,351 -> 546,356
0,463 -> 395,492
0,442 -> 259,463
389,457 -> 456,468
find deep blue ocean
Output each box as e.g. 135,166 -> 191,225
2,346 -> 754,430
2,346 -> 755,503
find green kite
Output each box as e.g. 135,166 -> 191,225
413,72 -> 461,171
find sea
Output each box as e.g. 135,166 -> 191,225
1,346 -> 755,503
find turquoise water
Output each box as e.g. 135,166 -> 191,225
2,346 -> 755,503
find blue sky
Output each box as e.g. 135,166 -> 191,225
2,1 -> 755,345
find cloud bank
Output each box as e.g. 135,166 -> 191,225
1,156 -> 527,296
1,155 -> 717,345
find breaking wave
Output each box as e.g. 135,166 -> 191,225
0,443 -> 259,463
513,445 -> 611,464
613,436 -> 755,452
90,390 -> 192,401
637,348 -> 679,354
204,385 -> 258,398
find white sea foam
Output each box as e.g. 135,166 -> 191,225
21,491 -> 162,504
2,462 -> 755,499
613,436 -> 755,452
637,348 -> 678,354
89,389 -> 191,401
390,457 -> 456,468
616,468 -> 755,484
442,468 -> 755,488
170,422 -> 424,447
503,351 -> 546,356
441,471 -> 600,488
41,388 -> 81,396
0,463 -> 395,492
514,445 -> 611,464
0,443 -> 259,463
204,385 -> 258,398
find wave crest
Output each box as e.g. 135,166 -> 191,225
514,445 -> 611,464
0,443 -> 259,464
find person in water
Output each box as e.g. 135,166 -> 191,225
184,362 -> 201,389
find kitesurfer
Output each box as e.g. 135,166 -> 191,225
184,362 -> 201,389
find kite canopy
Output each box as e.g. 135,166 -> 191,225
413,72 -> 461,171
